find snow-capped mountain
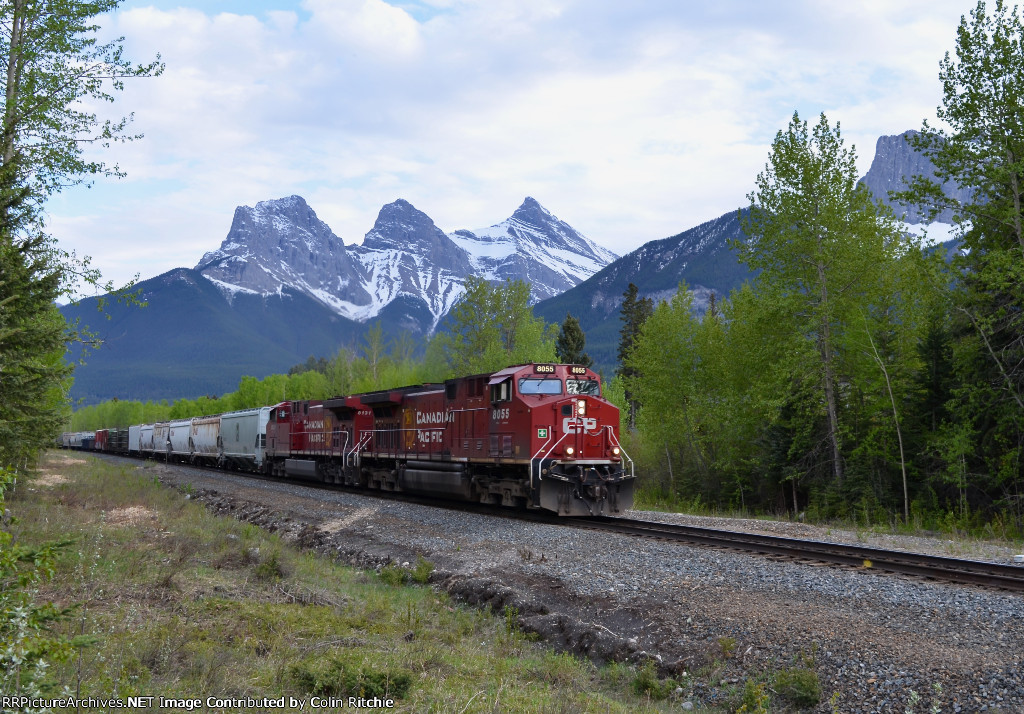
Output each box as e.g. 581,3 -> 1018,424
195,195 -> 372,312
348,199 -> 473,329
449,197 -> 619,302
194,195 -> 618,333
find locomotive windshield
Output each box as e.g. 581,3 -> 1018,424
518,377 -> 562,395
566,379 -> 601,396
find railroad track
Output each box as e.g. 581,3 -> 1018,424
560,515 -> 1024,592
86,452 -> 1024,593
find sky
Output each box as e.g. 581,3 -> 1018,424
46,0 -> 973,295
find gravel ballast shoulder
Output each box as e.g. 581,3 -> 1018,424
122,458 -> 1022,713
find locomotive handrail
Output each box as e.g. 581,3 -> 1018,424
338,429 -> 350,463
542,421 -> 577,469
346,430 -> 374,467
605,426 -> 634,480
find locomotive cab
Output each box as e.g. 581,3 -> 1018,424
488,364 -> 635,516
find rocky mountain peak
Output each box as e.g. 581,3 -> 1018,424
510,196 -> 549,220
445,197 -> 618,303
363,198 -> 436,245
195,195 -> 369,311
191,193 -> 617,332
860,131 -> 971,224
358,199 -> 472,273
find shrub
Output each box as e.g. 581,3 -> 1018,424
411,555 -> 434,584
378,562 -> 407,586
630,661 -> 674,700
775,666 -> 821,707
289,654 -> 412,699
736,680 -> 770,713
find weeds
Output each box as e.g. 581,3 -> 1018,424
630,661 -> 676,700
504,605 -> 519,637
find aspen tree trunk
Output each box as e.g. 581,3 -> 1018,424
817,254 -> 844,485
3,0 -> 27,165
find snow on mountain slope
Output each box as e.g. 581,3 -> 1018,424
196,195 -> 373,317
194,195 -> 618,333
348,199 -> 473,329
449,197 -> 618,301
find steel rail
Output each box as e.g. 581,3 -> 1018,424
566,516 -> 1024,592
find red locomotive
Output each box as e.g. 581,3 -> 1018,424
265,363 -> 635,516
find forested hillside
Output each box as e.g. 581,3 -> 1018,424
620,1 -> 1024,533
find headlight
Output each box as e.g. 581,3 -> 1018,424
612,447 -> 620,455
565,446 -> 575,456
577,399 -> 586,415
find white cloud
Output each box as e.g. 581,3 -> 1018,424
51,0 -> 972,294
303,0 -> 422,56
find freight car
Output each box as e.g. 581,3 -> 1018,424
63,364 -> 635,516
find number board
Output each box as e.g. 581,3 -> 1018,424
569,366 -> 588,375
534,364 -> 556,374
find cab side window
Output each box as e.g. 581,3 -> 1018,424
490,380 -> 511,402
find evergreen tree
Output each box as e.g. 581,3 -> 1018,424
896,0 -> 1024,522
0,231 -> 71,470
555,312 -> 592,366
616,283 -> 653,428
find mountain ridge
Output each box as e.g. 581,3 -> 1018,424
195,195 -> 618,332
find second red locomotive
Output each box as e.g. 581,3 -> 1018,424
264,363 -> 634,516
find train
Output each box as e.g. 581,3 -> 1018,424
60,363 -> 635,516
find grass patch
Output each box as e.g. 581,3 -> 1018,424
10,453 -> 687,712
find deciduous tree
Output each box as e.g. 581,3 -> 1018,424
434,277 -> 556,375
740,112 -> 907,487
0,0 -> 162,471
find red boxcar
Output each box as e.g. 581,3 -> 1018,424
265,363 -> 634,516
